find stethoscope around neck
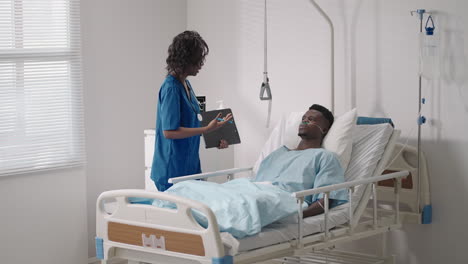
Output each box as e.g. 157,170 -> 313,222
183,82 -> 203,121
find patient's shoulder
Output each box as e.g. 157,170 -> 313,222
263,145 -> 289,160
304,147 -> 334,156
274,145 -> 290,153
314,148 -> 341,163
319,150 -> 343,171
321,148 -> 338,157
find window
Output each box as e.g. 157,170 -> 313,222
0,0 -> 85,176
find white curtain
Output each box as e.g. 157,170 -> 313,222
0,0 -> 85,176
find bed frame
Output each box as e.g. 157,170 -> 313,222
96,129 -> 419,264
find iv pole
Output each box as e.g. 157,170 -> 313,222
411,9 -> 431,214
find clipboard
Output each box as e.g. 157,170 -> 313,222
200,108 -> 241,148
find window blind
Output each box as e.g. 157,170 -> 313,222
0,0 -> 85,176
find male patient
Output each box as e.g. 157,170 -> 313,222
154,104 -> 347,238
254,104 -> 347,218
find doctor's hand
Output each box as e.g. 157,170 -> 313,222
218,139 -> 229,149
205,113 -> 233,133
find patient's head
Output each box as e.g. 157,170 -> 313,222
298,104 -> 333,141
309,104 -> 334,129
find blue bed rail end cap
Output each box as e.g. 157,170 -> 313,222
212,255 -> 233,264
357,117 -> 394,127
95,237 -> 104,260
422,205 -> 432,224
127,197 -> 154,204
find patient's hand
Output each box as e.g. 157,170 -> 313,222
303,198 -> 326,218
218,139 -> 229,149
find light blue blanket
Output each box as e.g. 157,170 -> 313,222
152,178 -> 299,239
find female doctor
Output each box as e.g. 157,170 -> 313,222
151,31 -> 232,191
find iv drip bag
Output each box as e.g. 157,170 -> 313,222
420,16 -> 438,80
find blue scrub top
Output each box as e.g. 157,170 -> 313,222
151,75 -> 201,191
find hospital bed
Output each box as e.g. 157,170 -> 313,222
96,119 -> 429,264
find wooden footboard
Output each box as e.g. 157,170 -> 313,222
108,221 -> 205,256
96,189 -> 225,261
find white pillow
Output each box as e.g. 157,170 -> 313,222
283,112 -> 303,149
322,108 -> 357,171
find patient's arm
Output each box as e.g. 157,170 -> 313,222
303,198 -> 329,218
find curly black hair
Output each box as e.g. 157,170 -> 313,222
309,104 -> 334,129
166,31 -> 209,76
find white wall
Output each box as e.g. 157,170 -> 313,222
81,0 -> 187,258
188,0 -> 468,263
188,0 -> 332,172
185,1 -> 237,179
0,168 -> 88,264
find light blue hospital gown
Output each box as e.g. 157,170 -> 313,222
254,146 -> 348,206
153,146 -> 347,238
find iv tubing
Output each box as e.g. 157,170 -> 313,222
309,0 -> 335,113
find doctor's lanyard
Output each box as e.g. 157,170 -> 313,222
185,84 -> 203,122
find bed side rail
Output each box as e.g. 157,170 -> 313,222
96,189 -> 225,259
292,170 -> 409,249
169,167 -> 253,184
